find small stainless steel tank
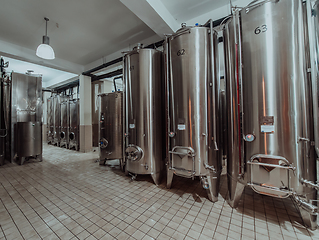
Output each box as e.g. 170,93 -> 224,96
165,22 -> 222,202
10,72 -> 42,165
224,0 -> 318,229
69,98 -> 79,151
123,45 -> 165,185
99,91 -> 123,167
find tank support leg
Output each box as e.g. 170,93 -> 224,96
292,195 -> 318,230
20,157 -> 25,165
227,175 -> 245,208
38,154 -> 43,162
151,172 -> 161,186
206,171 -> 220,202
167,166 -> 174,189
298,207 -> 318,230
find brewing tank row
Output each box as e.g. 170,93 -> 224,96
47,94 -> 79,151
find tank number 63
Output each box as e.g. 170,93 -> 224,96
254,25 -> 267,34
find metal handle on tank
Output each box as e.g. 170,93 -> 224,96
245,0 -> 279,13
171,29 -> 191,40
210,19 -> 218,151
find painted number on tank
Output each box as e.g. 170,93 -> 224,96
254,25 -> 267,35
177,49 -> 185,56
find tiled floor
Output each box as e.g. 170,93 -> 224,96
0,144 -> 319,240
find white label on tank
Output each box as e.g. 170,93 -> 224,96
178,124 -> 186,130
261,125 -> 275,133
129,124 -> 135,129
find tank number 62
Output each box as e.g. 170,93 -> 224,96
254,25 -> 267,35
177,49 -> 185,56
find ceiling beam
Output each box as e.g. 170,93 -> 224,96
0,39 -> 84,75
120,0 -> 180,37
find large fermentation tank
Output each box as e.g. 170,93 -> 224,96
52,95 -> 60,146
99,92 -> 123,165
166,23 -> 222,202
0,58 -> 8,166
123,46 -> 165,185
224,0 -> 317,229
69,98 -> 79,150
60,96 -> 69,148
47,97 -> 54,143
10,72 -> 42,165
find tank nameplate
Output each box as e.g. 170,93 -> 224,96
260,116 -> 274,133
178,124 -> 186,130
261,125 -> 275,133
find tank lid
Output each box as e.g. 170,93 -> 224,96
133,43 -> 143,50
175,22 -> 206,34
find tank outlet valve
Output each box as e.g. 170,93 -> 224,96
124,133 -> 129,137
99,138 -> 108,149
144,164 -> 149,170
200,176 -> 210,190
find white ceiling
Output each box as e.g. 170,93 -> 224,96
161,0 -> 230,23
0,0 -> 237,87
0,0 -> 157,66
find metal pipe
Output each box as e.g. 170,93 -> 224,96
300,178 -> 319,191
91,69 -> 123,82
82,57 -> 123,76
306,0 -> 319,156
168,36 -> 176,135
210,19 -> 218,151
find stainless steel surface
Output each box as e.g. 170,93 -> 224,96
17,122 -> 42,157
53,95 -> 60,146
224,0 -> 317,229
166,24 -> 222,201
10,72 -> 42,164
99,92 -> 123,162
124,48 -> 165,185
47,97 -> 54,143
69,99 -> 79,150
312,0 -> 319,157
60,96 -> 69,148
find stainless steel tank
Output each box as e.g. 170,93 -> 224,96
165,22 -> 222,202
10,72 -> 42,165
53,95 -> 60,146
224,0 -> 317,229
69,98 -> 79,150
99,92 -> 123,166
47,97 -> 54,144
17,122 -> 42,158
60,96 -> 69,148
123,46 -> 165,185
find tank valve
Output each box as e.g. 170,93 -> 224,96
169,132 -> 175,137
144,164 -> 149,170
200,176 -> 209,190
